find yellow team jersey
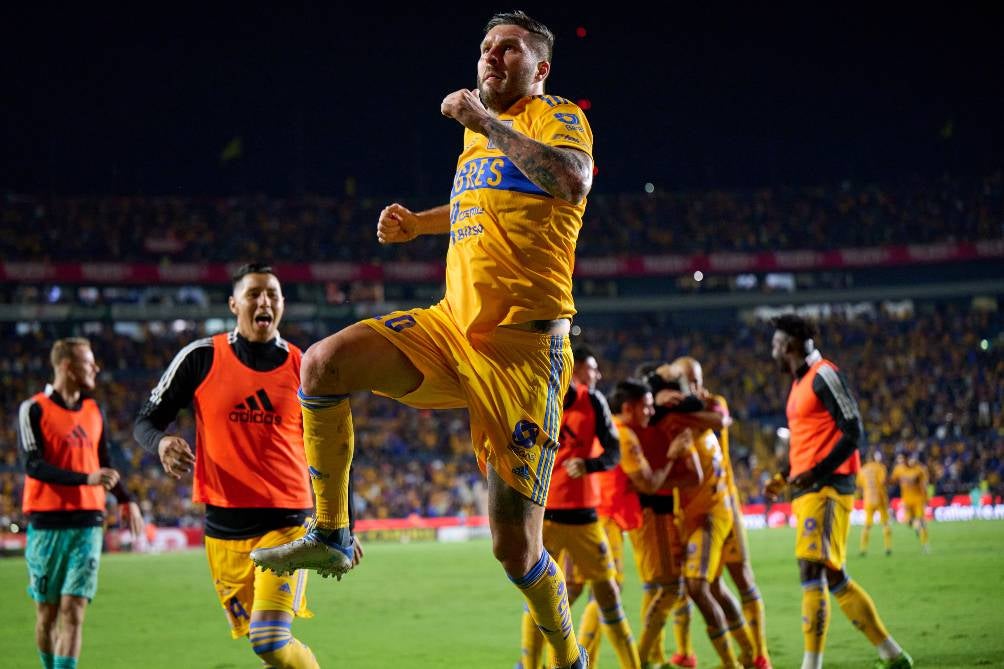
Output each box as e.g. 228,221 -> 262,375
679,428 -> 728,516
892,463 -> 928,500
857,461 -> 888,506
443,94 -> 594,336
614,416 -> 645,476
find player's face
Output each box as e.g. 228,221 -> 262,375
574,356 -> 601,390
771,330 -> 791,371
477,25 -> 545,112
230,272 -> 284,342
67,345 -> 100,392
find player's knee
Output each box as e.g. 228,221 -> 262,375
684,576 -> 710,601
57,598 -> 87,627
493,537 -> 536,577
798,559 -> 824,583
250,622 -> 293,663
566,579 -> 585,603
300,343 -> 335,396
824,566 -> 848,589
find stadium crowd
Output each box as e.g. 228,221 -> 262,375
2,303 -> 1001,531
2,172 -> 1001,265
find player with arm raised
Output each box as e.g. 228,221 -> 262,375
250,11 -> 594,667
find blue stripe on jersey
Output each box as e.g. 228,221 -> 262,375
450,156 -> 550,199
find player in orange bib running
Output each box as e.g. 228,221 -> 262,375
135,264 -> 341,669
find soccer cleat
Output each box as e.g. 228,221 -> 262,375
885,549 -> 892,556
669,653 -> 698,668
873,651 -> 913,668
753,656 -> 772,669
563,644 -> 589,669
250,526 -> 354,578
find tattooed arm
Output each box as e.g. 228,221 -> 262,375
441,88 -> 593,204
481,118 -> 592,204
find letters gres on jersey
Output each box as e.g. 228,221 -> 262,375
192,333 -> 312,509
444,95 -> 593,336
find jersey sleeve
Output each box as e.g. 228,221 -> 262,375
531,99 -> 594,156
134,337 -> 214,452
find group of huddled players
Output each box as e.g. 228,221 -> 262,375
515,347 -> 772,669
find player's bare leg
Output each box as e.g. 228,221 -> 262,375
490,465 -> 586,669
34,602 -> 58,668
251,322 -> 422,578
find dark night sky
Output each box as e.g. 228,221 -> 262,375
2,3 -> 1002,198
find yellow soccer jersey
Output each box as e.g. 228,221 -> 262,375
614,416 -> 646,476
857,461 -> 888,506
443,94 -> 594,336
679,428 -> 728,517
892,463 -> 928,501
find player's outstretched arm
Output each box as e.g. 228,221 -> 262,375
440,88 -> 592,204
377,203 -> 451,244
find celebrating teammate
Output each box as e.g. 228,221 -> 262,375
766,314 -> 913,669
890,452 -> 931,553
250,10 -> 594,667
666,356 -> 770,669
135,263 -> 335,669
857,449 -> 893,556
18,338 -> 144,669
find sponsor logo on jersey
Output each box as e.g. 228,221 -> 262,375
61,425 -> 91,449
229,389 -> 282,425
451,156 -> 548,198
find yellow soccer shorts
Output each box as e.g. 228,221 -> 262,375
792,487 -> 853,570
682,502 -> 733,581
863,501 -> 890,526
544,518 -> 616,583
205,525 -> 312,638
364,303 -> 572,505
721,500 -> 750,568
900,496 -> 925,523
628,508 -> 682,585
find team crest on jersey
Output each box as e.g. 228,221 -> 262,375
487,120 -> 513,150
511,419 -> 539,448
803,518 -> 817,532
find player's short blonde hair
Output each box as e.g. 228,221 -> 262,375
50,337 -> 91,369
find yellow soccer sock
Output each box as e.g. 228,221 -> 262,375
249,620 -> 319,669
882,525 -> 893,553
299,392 -> 352,528
860,525 -> 871,553
707,626 -> 739,666
638,584 -> 675,663
801,579 -> 829,655
578,598 -> 602,669
919,524 -> 929,547
726,617 -> 757,665
599,602 -> 641,669
831,578 -> 890,645
521,604 -> 546,669
672,590 -> 693,660
740,586 -> 769,660
511,551 -> 580,668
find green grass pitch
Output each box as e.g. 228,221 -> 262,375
1,521 -> 1002,668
